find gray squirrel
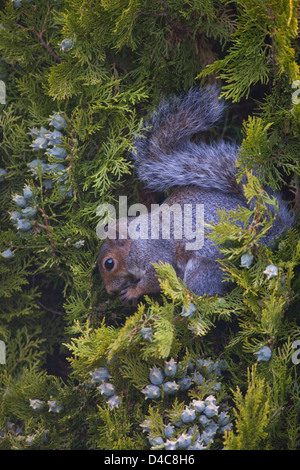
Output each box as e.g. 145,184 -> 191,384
98,86 -> 293,305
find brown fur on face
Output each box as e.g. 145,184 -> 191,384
98,237 -> 133,295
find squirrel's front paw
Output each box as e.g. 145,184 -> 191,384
120,286 -> 139,306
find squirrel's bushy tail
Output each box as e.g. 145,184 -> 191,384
131,86 -> 242,195
131,86 -> 294,234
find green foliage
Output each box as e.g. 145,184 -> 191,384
237,103 -> 300,191
224,365 -> 271,450
200,0 -> 299,101
0,0 -> 299,451
91,402 -> 146,450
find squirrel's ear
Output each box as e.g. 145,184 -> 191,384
106,225 -> 130,249
113,238 -> 130,248
102,217 -> 131,249
113,217 -> 131,248
106,236 -> 130,248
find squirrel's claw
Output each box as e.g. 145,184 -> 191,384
120,286 -> 138,306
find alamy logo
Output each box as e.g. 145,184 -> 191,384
292,340 -> 300,365
96,196 -> 205,251
0,80 -> 6,104
0,340 -> 6,364
292,80 -> 300,105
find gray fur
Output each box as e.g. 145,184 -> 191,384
131,86 -> 241,193
99,87 -> 294,304
131,86 -> 294,236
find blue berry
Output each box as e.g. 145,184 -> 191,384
187,424 -> 200,438
0,168 -> 7,181
97,382 -> 115,397
201,429 -> 216,445
263,264 -> 278,280
46,130 -> 64,146
173,420 -> 184,428
149,366 -> 164,385
163,424 -> 175,439
28,127 -> 47,138
1,249 -> 14,259
148,436 -> 164,448
188,439 -> 206,450
30,136 -> 49,150
202,360 -> 214,374
219,423 -> 233,434
254,345 -> 272,362
16,218 -> 32,232
43,179 -> 54,189
12,0 -> 22,8
141,327 -> 153,342
181,407 -> 196,424
204,403 -> 219,418
23,185 -> 34,200
177,376 -> 192,391
22,207 -> 36,219
106,394 -> 120,410
140,420 -> 151,433
10,211 -> 21,223
74,240 -> 85,248
210,382 -> 222,392
28,159 -> 49,176
240,253 -> 254,268
164,358 -> 177,377
204,395 -> 217,406
198,415 -> 211,427
48,163 -> 67,181
90,367 -> 110,383
141,384 -> 161,400
50,114 -> 67,131
46,146 -> 67,160
162,381 -> 179,395
191,399 -> 205,413
177,433 -> 192,449
181,302 -> 196,317
165,439 -> 177,450
205,421 -> 218,434
29,399 -> 44,411
13,195 -> 27,208
48,399 -> 63,413
59,185 -> 73,197
59,38 -> 74,51
196,358 -> 204,368
217,412 -> 230,427
192,370 -> 204,385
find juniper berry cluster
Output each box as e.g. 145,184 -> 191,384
27,113 -> 72,197
140,356 -> 231,449
90,367 -> 121,410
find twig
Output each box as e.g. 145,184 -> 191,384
31,27 -> 63,63
16,8 -> 63,63
37,207 -> 68,283
35,298 -> 65,316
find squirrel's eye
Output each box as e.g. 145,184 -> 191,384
104,258 -> 115,271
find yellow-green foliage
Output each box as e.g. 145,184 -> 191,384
0,0 -> 299,450
224,366 -> 271,450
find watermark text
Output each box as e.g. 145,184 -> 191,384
96,196 -> 204,251
292,80 -> 300,105
0,340 -> 6,364
0,80 -> 5,104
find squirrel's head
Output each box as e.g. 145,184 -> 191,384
98,218 -> 134,295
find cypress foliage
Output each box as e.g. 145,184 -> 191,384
0,0 -> 299,450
